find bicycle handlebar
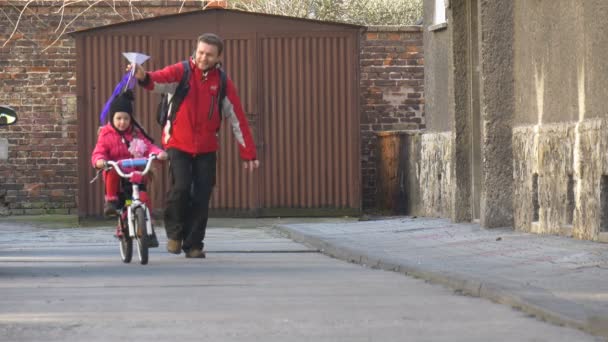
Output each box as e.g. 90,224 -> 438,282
105,154 -> 158,179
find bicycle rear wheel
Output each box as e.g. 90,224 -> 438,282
134,207 -> 148,265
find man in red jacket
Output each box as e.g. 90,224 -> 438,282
130,33 -> 259,258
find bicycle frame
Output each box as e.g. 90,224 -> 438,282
105,155 -> 157,239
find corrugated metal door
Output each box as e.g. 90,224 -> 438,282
76,24 -> 361,217
211,34 -> 259,214
156,35 -> 260,215
76,34 -> 156,217
258,33 -> 360,214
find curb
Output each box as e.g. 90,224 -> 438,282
273,224 -> 608,339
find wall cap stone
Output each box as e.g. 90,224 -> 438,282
22,1 -> 201,7
375,129 -> 425,137
366,26 -> 422,32
428,22 -> 448,32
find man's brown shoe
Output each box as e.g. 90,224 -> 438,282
166,239 -> 182,254
185,248 -> 206,258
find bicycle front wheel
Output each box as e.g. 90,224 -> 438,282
134,207 -> 149,265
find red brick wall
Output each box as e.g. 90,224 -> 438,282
0,1 -> 202,215
360,26 -> 424,210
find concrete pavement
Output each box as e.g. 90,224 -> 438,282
274,216 -> 608,339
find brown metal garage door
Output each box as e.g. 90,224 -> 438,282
75,9 -> 361,218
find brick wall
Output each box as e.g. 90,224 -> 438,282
0,2 -> 423,215
360,26 -> 425,210
0,1 -> 202,215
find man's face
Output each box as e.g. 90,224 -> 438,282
194,41 -> 220,71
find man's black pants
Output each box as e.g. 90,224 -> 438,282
164,148 -> 216,252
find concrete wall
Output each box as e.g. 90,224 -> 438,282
448,0 -> 476,222
514,1 -> 608,125
512,1 -> 608,241
477,0 -> 515,228
514,1 -> 584,125
410,0 -> 457,220
418,0 -> 608,241
420,0 -> 515,226
423,0 -> 451,132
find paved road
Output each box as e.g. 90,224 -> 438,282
0,221 -> 601,341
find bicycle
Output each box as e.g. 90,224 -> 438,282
92,154 -> 159,265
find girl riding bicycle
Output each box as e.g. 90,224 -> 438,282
91,90 -> 168,217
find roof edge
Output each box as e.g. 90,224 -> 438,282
69,8 -> 364,36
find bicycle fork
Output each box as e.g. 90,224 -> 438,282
126,183 -> 153,238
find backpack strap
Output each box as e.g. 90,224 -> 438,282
162,60 -> 191,143
179,60 -> 191,91
212,67 -> 228,134
168,60 -> 191,122
218,67 -> 227,118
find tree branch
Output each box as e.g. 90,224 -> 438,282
41,0 -> 105,53
2,0 -> 35,48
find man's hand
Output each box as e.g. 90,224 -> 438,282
243,160 -> 260,173
126,63 -> 146,81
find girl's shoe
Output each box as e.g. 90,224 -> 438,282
148,232 -> 159,248
104,201 -> 118,217
114,225 -> 123,238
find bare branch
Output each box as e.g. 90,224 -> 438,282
128,0 -> 135,20
228,0 -> 422,25
1,7 -> 16,26
1,7 -> 41,48
105,0 -> 127,20
129,1 -> 144,19
9,1 -> 50,28
55,1 -> 66,32
2,0 -> 35,48
52,0 -> 88,33
42,0 -> 105,53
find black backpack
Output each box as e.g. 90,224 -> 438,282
156,60 -> 228,128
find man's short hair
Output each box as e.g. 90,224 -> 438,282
197,33 -> 224,56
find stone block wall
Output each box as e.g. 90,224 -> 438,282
375,130 -> 452,218
513,120 -> 608,241
418,132 -> 452,218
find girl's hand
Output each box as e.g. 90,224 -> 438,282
126,64 -> 146,81
95,159 -> 106,169
157,151 -> 168,161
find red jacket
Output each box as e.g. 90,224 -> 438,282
91,123 -> 163,167
142,59 -> 257,160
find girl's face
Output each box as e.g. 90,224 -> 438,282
113,112 -> 131,131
